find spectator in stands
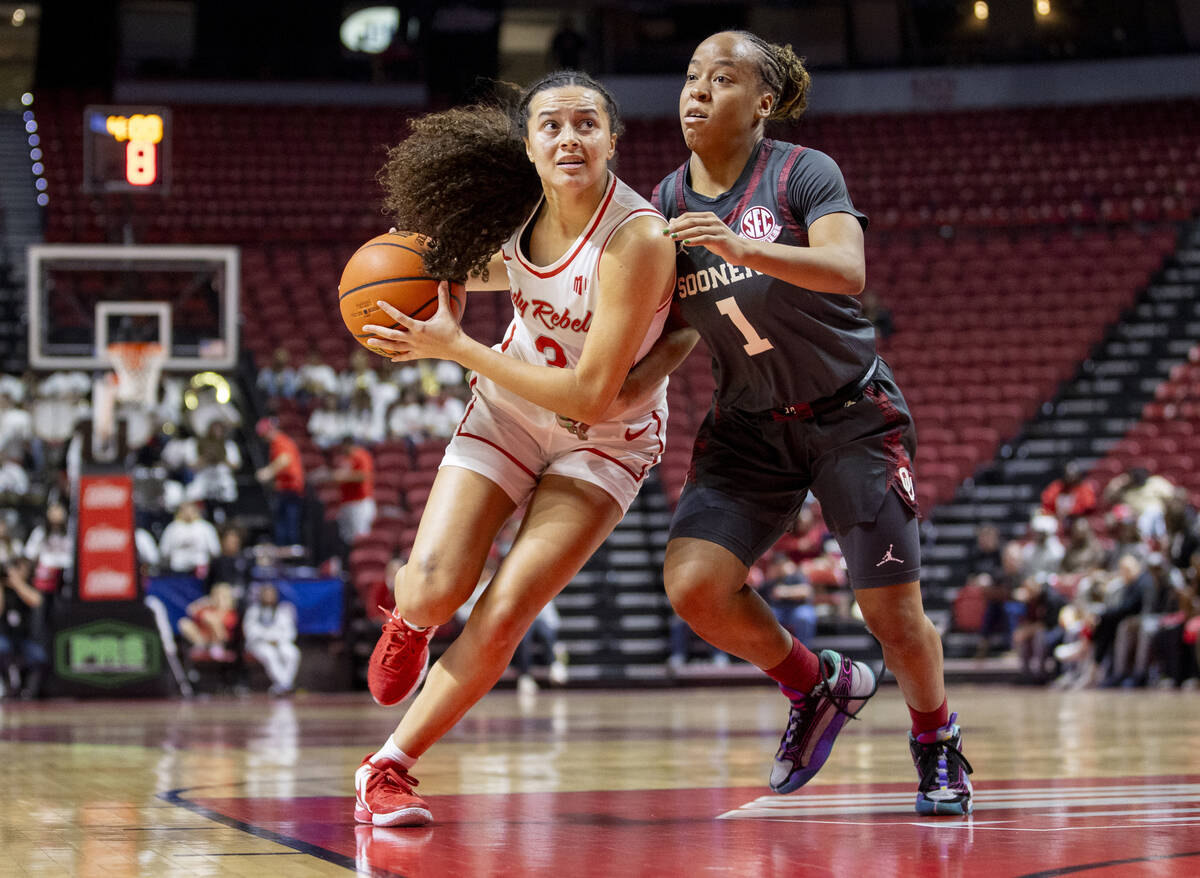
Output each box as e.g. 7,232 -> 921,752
185,419 -> 241,523
0,559 -> 49,699
387,385 -> 429,442
178,581 -> 238,662
1088,553 -> 1152,686
298,351 -> 340,401
1151,555 -> 1199,688
1060,517 -> 1107,576
340,349 -> 379,402
187,382 -> 242,443
255,417 -> 306,547
393,359 -> 436,396
972,570 -> 1015,658
1051,601 -> 1096,689
38,369 -> 91,401
0,373 -> 24,403
0,393 -> 33,460
0,450 -> 30,515
1040,461 -> 1098,522
431,359 -> 466,391
257,347 -> 299,399
243,583 -> 300,695
134,526 -> 161,578
984,539 -> 1029,651
1103,467 -> 1176,541
308,394 -> 346,450
347,388 -> 382,446
369,361 -> 402,438
1105,504 -> 1150,566
1010,574 -> 1067,683
331,435 -> 375,546
1022,514 -> 1065,578
158,501 -> 221,577
1106,553 -> 1182,687
424,389 -> 467,439
1163,492 -> 1200,572
208,529 -> 252,593
0,520 -> 22,568
24,502 -> 71,597
966,523 -> 1004,580
161,424 -> 197,488
760,552 -> 818,647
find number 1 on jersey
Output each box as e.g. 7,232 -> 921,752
716,297 -> 774,355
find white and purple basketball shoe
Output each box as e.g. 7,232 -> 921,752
909,713 -> 974,815
770,649 -> 877,794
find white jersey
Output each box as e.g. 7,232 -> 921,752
476,173 -> 670,429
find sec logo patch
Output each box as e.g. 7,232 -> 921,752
739,206 -> 781,242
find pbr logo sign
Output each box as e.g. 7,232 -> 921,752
54,619 -> 161,687
77,474 -> 137,601
739,207 -> 781,242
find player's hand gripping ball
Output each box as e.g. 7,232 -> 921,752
339,232 -> 466,357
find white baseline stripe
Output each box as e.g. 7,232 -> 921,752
721,791 -> 1200,820
732,783 -> 1200,807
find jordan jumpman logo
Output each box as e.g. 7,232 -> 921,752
876,544 -> 903,566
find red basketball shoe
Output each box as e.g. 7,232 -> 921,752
354,755 -> 432,826
367,610 -> 436,706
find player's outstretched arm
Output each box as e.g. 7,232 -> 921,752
665,210 -> 865,295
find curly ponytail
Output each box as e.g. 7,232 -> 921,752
723,30 -> 812,122
378,104 -> 541,282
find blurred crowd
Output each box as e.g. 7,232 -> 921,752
257,347 -> 470,448
961,461 -> 1200,689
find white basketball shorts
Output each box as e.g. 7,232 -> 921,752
440,378 -> 667,514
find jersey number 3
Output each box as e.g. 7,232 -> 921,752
716,297 -> 774,356
536,335 -> 568,368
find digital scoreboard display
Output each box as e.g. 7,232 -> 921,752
83,105 -> 171,194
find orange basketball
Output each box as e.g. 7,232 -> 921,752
338,231 -> 465,356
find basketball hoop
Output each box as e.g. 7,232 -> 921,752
107,341 -> 166,408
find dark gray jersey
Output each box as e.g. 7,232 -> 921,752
654,140 -> 874,411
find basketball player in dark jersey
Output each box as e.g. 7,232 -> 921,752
624,30 -> 973,814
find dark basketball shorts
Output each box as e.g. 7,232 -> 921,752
669,360 -> 922,589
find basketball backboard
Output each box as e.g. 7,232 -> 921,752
27,244 -> 239,371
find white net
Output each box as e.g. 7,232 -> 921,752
107,341 -> 166,407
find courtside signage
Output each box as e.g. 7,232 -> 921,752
54,620 -> 162,687
77,474 -> 138,601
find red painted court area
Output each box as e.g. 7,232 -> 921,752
187,775 -> 1200,878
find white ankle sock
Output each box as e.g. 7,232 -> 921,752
402,618 -> 428,633
371,735 -> 416,768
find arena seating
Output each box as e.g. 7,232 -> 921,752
1097,344 -> 1200,500
36,93 -> 1200,518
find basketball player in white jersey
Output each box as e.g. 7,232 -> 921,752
351,71 -> 676,826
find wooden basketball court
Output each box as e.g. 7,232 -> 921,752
2,683 -> 1198,877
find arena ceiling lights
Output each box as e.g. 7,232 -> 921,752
340,6 -> 400,54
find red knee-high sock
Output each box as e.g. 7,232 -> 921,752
908,699 -> 950,737
765,635 -> 823,696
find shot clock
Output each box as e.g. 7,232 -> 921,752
83,105 -> 171,194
